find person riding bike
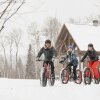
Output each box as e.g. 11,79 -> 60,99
36,39 -> 57,77
81,43 -> 99,81
59,45 -> 78,81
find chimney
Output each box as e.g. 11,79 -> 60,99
93,20 -> 98,26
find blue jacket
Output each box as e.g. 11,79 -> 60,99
64,52 -> 78,66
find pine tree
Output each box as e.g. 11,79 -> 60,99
25,44 -> 35,79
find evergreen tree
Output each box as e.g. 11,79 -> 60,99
26,44 -> 35,79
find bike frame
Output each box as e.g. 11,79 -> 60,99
43,62 -> 51,79
37,59 -> 53,79
61,62 -> 75,75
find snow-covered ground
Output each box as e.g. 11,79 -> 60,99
0,78 -> 100,100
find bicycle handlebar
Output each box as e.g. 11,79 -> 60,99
36,59 -> 53,62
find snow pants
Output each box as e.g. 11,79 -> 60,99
87,61 -> 100,79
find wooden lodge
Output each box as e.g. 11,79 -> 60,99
55,23 -> 100,70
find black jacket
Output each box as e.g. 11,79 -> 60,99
81,50 -> 99,62
37,46 -> 57,61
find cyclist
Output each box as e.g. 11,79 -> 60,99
81,43 -> 99,81
37,39 -> 57,77
60,45 -> 78,81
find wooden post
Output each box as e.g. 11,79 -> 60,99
79,55 -> 81,71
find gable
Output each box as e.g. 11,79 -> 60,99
55,25 -> 78,56
65,23 -> 100,51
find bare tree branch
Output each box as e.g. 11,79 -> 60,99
0,0 -> 13,19
0,0 -> 25,33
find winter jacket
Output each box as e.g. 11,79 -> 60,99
81,50 -> 99,62
37,46 -> 57,61
63,52 -> 78,66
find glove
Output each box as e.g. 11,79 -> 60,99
36,57 -> 39,61
59,60 -> 64,63
52,58 -> 55,62
80,59 -> 83,62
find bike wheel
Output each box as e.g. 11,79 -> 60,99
94,78 -> 99,84
75,69 -> 82,84
95,64 -> 100,84
98,64 -> 100,79
93,64 -> 100,84
84,68 -> 92,85
40,68 -> 47,87
61,68 -> 69,84
49,74 -> 55,86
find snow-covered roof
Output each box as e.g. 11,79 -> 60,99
65,23 -> 100,51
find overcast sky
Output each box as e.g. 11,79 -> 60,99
0,0 -> 100,56
2,0 -> 100,32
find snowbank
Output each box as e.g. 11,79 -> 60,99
0,78 -> 100,100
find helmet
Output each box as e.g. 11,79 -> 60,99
88,43 -> 93,47
45,39 -> 51,44
68,45 -> 73,49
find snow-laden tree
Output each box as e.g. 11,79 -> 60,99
28,22 -> 40,55
6,33 -> 14,78
11,28 -> 22,78
43,17 -> 61,45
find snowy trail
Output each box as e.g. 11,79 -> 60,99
0,78 -> 100,100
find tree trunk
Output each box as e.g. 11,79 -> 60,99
16,46 -> 18,78
3,47 -> 7,77
10,46 -> 12,78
